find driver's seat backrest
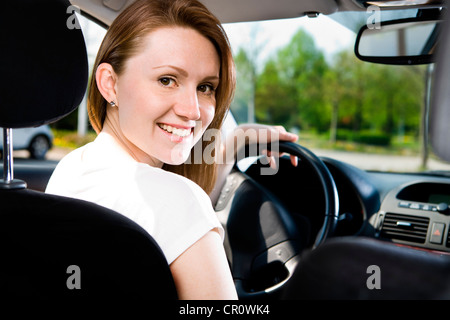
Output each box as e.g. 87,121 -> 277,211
1,188 -> 178,299
0,0 -> 177,299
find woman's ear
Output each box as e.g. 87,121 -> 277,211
96,63 -> 118,104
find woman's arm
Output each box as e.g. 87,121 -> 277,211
170,229 -> 238,300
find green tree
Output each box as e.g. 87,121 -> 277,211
255,59 -> 298,126
324,50 -> 370,133
231,48 -> 254,124
234,26 -> 425,148
255,29 -> 328,131
322,50 -> 355,143
364,64 -> 424,136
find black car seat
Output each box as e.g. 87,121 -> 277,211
0,0 -> 177,300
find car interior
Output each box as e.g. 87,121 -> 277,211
1,0 -> 450,300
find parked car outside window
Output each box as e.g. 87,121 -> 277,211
0,125 -> 53,160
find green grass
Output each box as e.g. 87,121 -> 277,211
298,130 -> 421,156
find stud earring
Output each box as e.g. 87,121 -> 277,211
110,101 -> 116,107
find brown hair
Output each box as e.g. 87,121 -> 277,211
88,0 -> 235,194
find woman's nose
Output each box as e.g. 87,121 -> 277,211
174,88 -> 201,121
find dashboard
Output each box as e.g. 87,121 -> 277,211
324,158 -> 450,254
374,181 -> 450,253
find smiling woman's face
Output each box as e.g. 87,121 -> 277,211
113,26 -> 220,166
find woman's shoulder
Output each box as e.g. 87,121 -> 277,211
45,144 -> 88,189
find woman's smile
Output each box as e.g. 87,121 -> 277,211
157,122 -> 194,143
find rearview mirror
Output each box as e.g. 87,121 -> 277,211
355,17 -> 442,65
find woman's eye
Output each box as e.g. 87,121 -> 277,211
198,84 -> 215,95
159,77 -> 175,87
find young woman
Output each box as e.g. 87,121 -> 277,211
47,0 -> 297,299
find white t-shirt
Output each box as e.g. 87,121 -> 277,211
46,132 -> 224,265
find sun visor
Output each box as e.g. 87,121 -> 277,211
200,0 -> 338,23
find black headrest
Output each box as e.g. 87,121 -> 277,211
430,14 -> 450,162
0,0 -> 88,128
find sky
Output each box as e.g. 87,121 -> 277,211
222,14 -> 356,64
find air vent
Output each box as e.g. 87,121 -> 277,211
380,213 -> 429,244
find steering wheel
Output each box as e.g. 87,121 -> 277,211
216,141 -> 339,299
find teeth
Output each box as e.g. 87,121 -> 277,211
159,124 -> 191,137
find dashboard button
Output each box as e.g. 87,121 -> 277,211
430,222 -> 445,244
409,203 -> 422,210
398,201 -> 410,208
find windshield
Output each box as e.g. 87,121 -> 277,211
222,10 -> 450,173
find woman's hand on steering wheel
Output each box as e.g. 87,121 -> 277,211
223,123 -> 299,168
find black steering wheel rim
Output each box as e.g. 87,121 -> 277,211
276,141 -> 339,248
